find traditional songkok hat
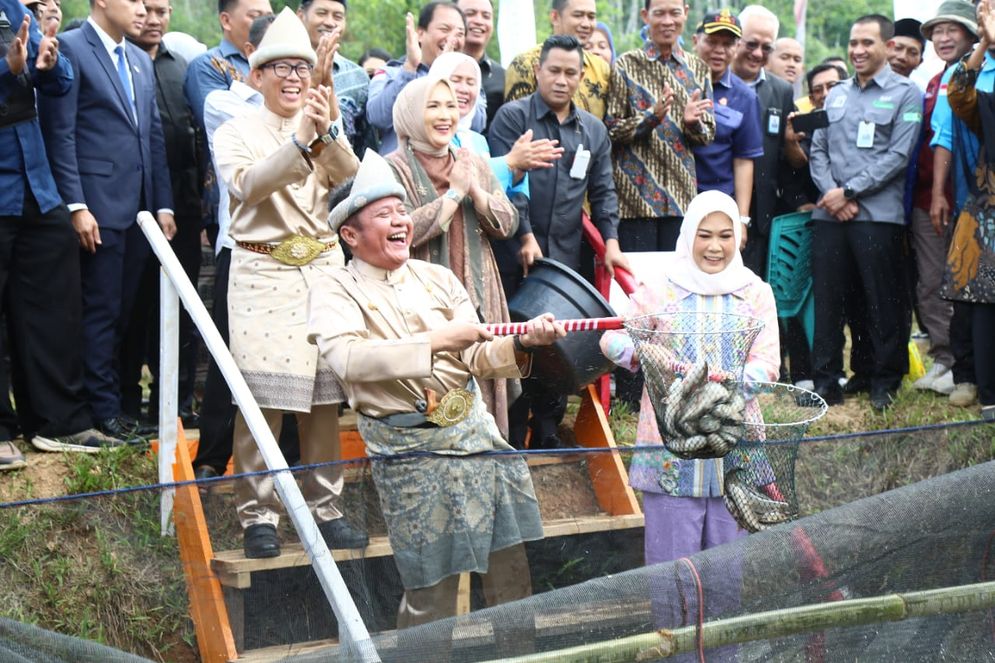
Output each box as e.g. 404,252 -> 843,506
328,150 -> 407,232
248,7 -> 317,69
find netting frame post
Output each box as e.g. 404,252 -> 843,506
137,212 -> 380,662
159,271 -> 179,536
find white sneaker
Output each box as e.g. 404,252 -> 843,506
949,383 -> 979,407
930,370 -> 955,395
913,363 -> 951,390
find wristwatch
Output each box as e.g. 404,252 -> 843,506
444,189 -> 465,204
308,122 -> 340,155
740,216 -> 751,227
843,186 -> 857,200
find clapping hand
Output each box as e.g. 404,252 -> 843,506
506,130 -> 564,173
403,12 -> 422,72
312,28 -> 341,89
654,84 -> 674,121
5,15 -> 29,76
683,89 -> 713,129
296,85 -> 332,146
979,0 -> 995,46
36,21 -> 59,71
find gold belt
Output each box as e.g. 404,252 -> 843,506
237,234 -> 338,266
423,387 -> 475,427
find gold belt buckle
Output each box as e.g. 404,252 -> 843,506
270,234 -> 329,266
425,387 -> 474,427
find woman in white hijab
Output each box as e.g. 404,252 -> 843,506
429,52 -> 563,198
600,190 -> 781,564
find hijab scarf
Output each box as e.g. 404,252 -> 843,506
666,190 -> 758,296
391,76 -> 487,308
428,52 -> 483,132
392,76 -> 458,157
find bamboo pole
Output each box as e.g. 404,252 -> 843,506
485,581 -> 995,663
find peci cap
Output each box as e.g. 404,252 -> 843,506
921,0 -> 978,40
696,8 -> 742,39
893,17 -> 926,49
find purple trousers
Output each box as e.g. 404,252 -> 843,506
643,492 -> 745,565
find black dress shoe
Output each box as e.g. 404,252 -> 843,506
121,415 -> 157,437
194,465 -> 219,495
814,386 -> 843,407
244,523 -> 280,558
870,387 -> 896,412
97,417 -> 147,445
180,408 -> 201,430
318,518 -> 369,549
842,375 -> 872,396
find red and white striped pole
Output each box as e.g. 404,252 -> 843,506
484,317 -> 624,336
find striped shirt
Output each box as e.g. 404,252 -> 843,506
606,44 -> 715,219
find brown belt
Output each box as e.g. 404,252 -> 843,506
236,235 -> 337,266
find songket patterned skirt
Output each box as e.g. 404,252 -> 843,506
358,392 -> 544,589
228,247 -> 345,412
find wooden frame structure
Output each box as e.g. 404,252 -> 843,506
164,384 -> 642,661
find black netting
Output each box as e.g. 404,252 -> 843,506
1,422 -> 993,663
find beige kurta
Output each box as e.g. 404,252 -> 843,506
306,257 -> 527,416
214,107 -> 359,410
306,257 -> 544,590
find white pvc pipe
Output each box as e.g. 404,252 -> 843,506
158,273 -> 179,536
136,212 -> 379,662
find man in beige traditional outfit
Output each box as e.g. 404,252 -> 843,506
308,150 -> 564,627
212,7 -> 363,558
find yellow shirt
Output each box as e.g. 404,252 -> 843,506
795,96 -> 815,114
504,45 -> 611,119
307,258 -> 528,417
213,106 -> 358,244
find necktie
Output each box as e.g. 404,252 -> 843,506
114,45 -> 137,123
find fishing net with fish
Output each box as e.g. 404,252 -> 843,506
624,312 -> 764,459
723,382 -> 828,533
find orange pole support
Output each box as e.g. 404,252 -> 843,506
573,385 -> 641,516
169,421 -> 239,662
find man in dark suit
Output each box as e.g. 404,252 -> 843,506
732,4 -> 798,277
123,0 -> 202,429
38,0 -> 174,441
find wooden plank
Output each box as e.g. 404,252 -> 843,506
573,384 -> 641,517
234,638 -> 339,662
212,538 -> 395,589
456,572 -> 471,615
172,422 -> 239,663
212,514 -> 644,589
525,452 -> 587,467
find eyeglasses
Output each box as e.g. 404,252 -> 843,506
262,62 -> 314,79
809,81 -> 839,95
743,40 -> 774,55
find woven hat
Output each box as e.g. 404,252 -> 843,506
696,9 -> 742,39
248,7 -> 317,70
921,0 -> 979,40
328,151 -> 407,232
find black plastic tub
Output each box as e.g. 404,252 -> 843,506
507,258 -> 618,394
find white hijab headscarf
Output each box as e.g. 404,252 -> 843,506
428,52 -> 483,132
666,190 -> 758,296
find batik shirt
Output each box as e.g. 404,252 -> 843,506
606,44 -> 715,219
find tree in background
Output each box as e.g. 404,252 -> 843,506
59,0 -> 891,77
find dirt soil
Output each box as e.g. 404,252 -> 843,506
531,459 -> 602,520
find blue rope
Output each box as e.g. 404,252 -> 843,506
0,417 -> 990,511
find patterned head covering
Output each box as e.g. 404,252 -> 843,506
327,150 -> 407,232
